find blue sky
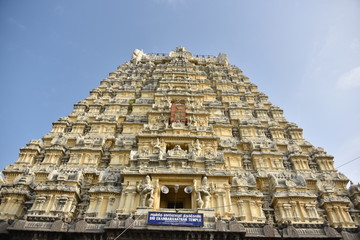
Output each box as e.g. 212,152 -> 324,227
1,0 -> 360,183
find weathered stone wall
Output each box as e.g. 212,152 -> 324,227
0,46 -> 359,239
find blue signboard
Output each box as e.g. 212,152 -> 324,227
147,212 -> 204,227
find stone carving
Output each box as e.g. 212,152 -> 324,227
165,96 -> 172,108
167,145 -> 187,158
229,217 -> 245,232
47,167 -> 83,184
13,169 -> 35,185
137,175 -> 155,207
125,214 -> 135,228
152,138 -> 161,153
129,150 -> 138,161
191,139 -> 202,156
131,49 -> 145,64
215,216 -> 227,231
76,135 -> 105,148
51,134 -> 67,146
316,179 -> 337,193
282,221 -> 299,238
217,53 -> 229,65
232,172 -> 256,189
219,138 -> 236,148
171,121 -> 186,129
263,221 -> 275,237
269,172 -> 306,190
98,168 -> 120,184
195,176 -> 212,209
139,146 -> 150,158
188,115 -> 197,126
74,219 -> 88,232
288,140 -> 302,154
159,114 -> 169,128
204,143 -> 216,159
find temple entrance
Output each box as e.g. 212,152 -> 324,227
160,185 -> 192,209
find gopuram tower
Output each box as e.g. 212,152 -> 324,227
1,47 -> 359,240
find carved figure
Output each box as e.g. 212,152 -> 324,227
168,145 -> 187,158
131,49 -> 144,64
195,176 -> 212,208
160,114 -> 169,128
76,135 -> 85,146
192,139 -> 202,156
269,174 -> 278,188
51,134 -> 67,146
295,172 -> 306,187
247,172 -> 256,186
139,146 -> 150,157
165,96 -> 172,108
153,138 -> 161,153
189,115 -> 197,126
288,140 -> 301,154
137,175 -> 154,207
47,168 -> 59,181
129,151 -> 137,161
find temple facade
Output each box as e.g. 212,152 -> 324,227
0,47 -> 359,240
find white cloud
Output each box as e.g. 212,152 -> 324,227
337,66 -> 360,88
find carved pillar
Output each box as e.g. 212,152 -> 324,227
256,200 -> 265,219
6,198 -> 16,214
215,193 -> 222,215
226,190 -> 232,213
237,200 -> 245,220
106,197 -> 116,216
220,193 -> 226,214
249,200 -> 254,221
65,197 -> 74,213
14,199 -> 23,216
125,192 -> 136,213
303,160 -> 309,170
129,192 -> 136,211
33,197 -> 42,210
334,206 -> 343,224
340,206 -> 351,223
87,196 -> 97,214
44,196 -> 52,213
298,203 -> 307,221
0,197 -> 9,213
326,207 -> 336,224
290,201 -> 300,221
94,196 -> 103,214
312,204 -> 320,219
304,203 -> 311,220
306,203 -> 319,220
327,161 -> 333,170
283,203 -> 292,220
278,204 -> 285,221
118,192 -> 127,212
326,160 -> 332,170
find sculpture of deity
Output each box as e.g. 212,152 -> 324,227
195,176 -> 211,209
192,139 -> 202,156
137,175 -> 155,207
